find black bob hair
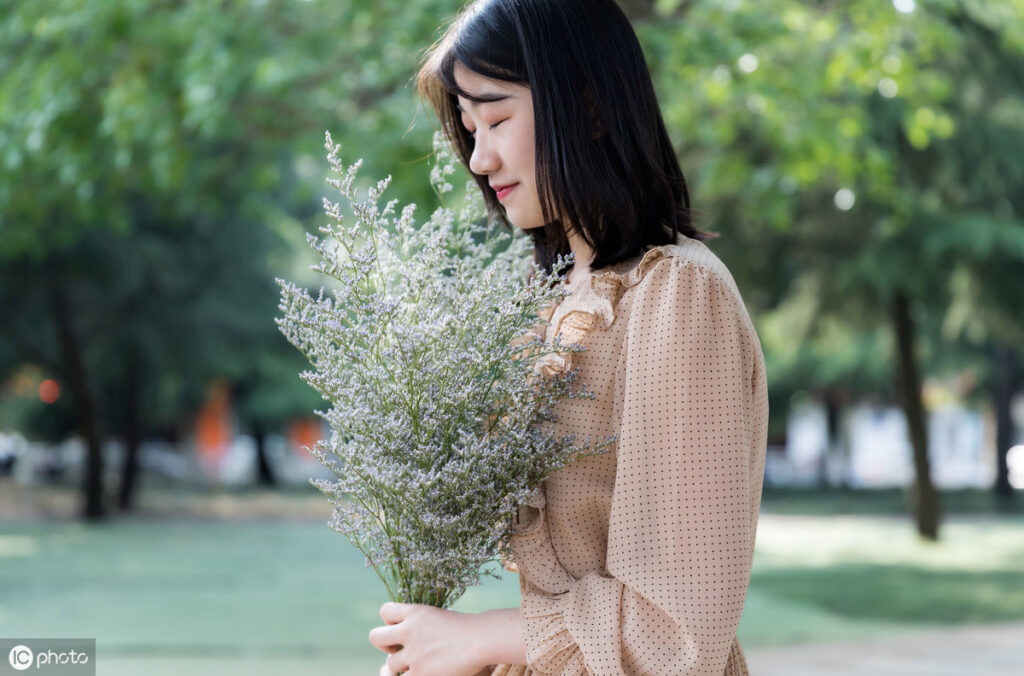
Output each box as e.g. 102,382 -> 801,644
416,0 -> 717,277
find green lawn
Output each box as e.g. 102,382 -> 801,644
1,492 -> 1023,675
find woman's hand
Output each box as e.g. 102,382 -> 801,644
369,602 -> 492,676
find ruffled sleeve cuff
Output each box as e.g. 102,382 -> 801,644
509,486 -> 589,675
520,586 -> 589,675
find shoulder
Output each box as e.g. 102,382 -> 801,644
628,237 -> 748,316
619,238 -> 766,380
613,237 -> 764,358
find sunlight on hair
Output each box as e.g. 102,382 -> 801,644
834,188 -> 855,211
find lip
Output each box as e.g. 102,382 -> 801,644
493,182 -> 518,201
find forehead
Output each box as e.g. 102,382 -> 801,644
453,62 -> 519,112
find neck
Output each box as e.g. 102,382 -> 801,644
566,227 -> 594,277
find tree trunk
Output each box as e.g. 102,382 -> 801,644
253,422 -> 277,486
50,281 -> 106,521
118,345 -> 143,511
993,344 -> 1018,509
892,291 -> 941,540
822,388 -> 846,489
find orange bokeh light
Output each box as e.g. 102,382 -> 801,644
39,379 -> 60,404
196,380 -> 233,462
288,417 -> 323,457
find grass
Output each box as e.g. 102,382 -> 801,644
761,486 -> 1024,516
746,513 -> 1024,639
1,486 -> 1022,675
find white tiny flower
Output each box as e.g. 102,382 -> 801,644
277,130 -> 614,608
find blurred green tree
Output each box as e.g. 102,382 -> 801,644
3,0 -> 1021,537
0,0 -> 453,518
637,0 -> 1024,538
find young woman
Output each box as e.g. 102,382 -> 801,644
368,1 -> 769,674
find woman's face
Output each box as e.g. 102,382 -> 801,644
453,61 -> 545,231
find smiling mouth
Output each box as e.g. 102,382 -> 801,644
495,183 -> 518,201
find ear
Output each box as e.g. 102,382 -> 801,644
584,85 -> 605,140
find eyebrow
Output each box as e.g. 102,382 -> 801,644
455,93 -> 514,112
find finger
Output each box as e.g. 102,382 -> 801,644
379,602 -> 410,623
386,651 -> 409,675
368,625 -> 403,651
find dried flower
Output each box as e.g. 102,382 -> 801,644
275,130 -> 615,608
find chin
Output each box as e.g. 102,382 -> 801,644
507,215 -> 545,231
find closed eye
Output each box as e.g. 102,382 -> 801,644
469,119 -> 505,138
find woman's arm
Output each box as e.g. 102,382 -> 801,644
509,256 -> 768,675
470,607 -> 529,667
370,602 -> 527,675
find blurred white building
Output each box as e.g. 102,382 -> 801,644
775,397 -> 1012,489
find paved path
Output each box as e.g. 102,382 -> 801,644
745,621 -> 1024,675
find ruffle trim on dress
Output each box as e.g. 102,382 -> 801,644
507,486 -> 577,594
500,485 -> 547,573
521,589 -> 589,675
532,236 -> 694,381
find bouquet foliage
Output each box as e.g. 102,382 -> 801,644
275,130 -> 615,608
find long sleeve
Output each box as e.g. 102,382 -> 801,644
510,256 -> 769,675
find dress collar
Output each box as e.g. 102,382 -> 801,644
531,234 -> 706,379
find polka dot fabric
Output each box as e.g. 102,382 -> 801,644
490,235 -> 768,676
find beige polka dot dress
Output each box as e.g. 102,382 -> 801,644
489,234 -> 769,676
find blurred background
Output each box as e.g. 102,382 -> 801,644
1,0 -> 1022,674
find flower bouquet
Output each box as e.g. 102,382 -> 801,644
274,130 -> 615,608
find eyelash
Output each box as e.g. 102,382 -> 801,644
469,120 -> 504,138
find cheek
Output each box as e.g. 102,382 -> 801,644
514,140 -> 537,185
508,119 -> 536,171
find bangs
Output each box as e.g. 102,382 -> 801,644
416,1 -> 527,126
436,51 -> 524,103
415,0 -> 709,277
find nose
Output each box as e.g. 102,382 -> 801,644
468,132 -> 499,176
